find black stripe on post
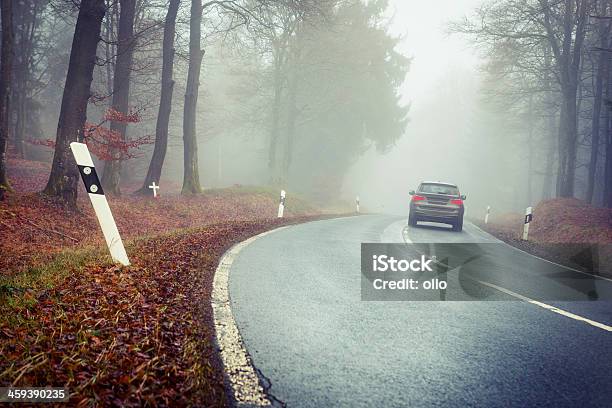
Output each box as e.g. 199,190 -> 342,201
524,214 -> 533,224
77,165 -> 104,195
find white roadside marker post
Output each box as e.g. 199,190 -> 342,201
522,206 -> 533,241
70,142 -> 130,266
277,189 -> 286,218
356,195 -> 360,214
149,181 -> 160,198
484,205 -> 490,224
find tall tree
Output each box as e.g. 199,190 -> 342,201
587,11 -> 611,203
605,52 -> 612,208
0,0 -> 14,200
182,0 -> 203,194
101,0 -> 136,195
266,10 -> 297,185
43,0 -> 106,207
267,35 -> 288,185
539,0 -> 590,198
453,0 -> 593,201
11,0 -> 47,158
138,0 -> 180,196
281,24 -> 302,184
277,0 -> 409,198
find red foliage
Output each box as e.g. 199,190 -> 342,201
477,198 -> 612,244
27,138 -> 55,148
83,121 -> 152,161
26,107 -> 152,161
531,198 -> 612,243
103,107 -> 141,124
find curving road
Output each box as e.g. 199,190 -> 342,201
228,215 -> 612,407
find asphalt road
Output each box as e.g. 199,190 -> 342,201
228,215 -> 612,407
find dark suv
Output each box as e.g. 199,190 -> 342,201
408,182 -> 466,231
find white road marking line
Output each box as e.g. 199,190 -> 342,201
476,279 -> 612,332
468,222 -> 612,283
212,226 -> 288,407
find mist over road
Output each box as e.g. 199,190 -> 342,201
229,215 -> 612,407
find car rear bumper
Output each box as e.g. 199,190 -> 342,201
410,206 -> 463,222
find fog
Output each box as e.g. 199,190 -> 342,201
345,0 -> 521,217
20,0 -> 609,211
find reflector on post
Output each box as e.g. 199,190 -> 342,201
522,206 -> 533,241
70,142 -> 130,266
278,190 -> 286,218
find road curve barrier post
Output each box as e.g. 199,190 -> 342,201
356,195 -> 360,214
484,205 -> 490,224
522,206 -> 533,241
278,189 -> 286,218
70,142 -> 130,266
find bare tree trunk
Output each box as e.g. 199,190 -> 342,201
101,0 -> 136,196
0,0 -> 14,200
605,106 -> 612,206
541,45 -> 556,200
604,52 -> 612,207
282,61 -> 299,184
14,90 -> 26,156
526,95 -> 534,206
182,0 -> 203,195
138,0 -> 180,196
556,97 -> 567,196
268,46 -> 283,185
560,84 -> 580,198
542,0 -> 588,198
587,11 -> 611,203
11,0 -> 36,159
104,0 -> 115,99
542,109 -> 557,200
605,65 -> 612,206
11,0 -> 24,158
43,0 -> 106,208
588,61 -> 606,203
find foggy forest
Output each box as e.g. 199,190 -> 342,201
2,0 -> 612,406
0,0 -> 610,215
0,0 -> 410,207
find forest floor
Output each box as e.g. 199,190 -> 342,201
0,156 -> 352,406
472,198 -> 612,278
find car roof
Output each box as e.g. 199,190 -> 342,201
419,181 -> 458,187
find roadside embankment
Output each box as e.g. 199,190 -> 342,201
0,156 -> 353,406
472,198 -> 612,278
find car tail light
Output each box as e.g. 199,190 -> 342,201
412,195 -> 426,202
450,198 -> 463,205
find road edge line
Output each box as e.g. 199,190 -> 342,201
211,226 -> 289,407
475,279 -> 612,332
468,221 -> 612,283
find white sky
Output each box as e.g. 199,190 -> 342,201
387,0 -> 482,109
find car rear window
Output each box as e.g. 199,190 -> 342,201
419,183 -> 459,195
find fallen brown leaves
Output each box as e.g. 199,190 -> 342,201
530,198 -> 612,243
1,157 -> 321,276
1,156 -> 350,406
0,216 -> 329,406
474,198 -> 612,277
477,198 -> 612,244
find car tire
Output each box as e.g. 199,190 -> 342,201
408,213 -> 417,227
453,217 -> 463,232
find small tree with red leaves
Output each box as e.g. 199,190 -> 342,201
28,107 -> 152,161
